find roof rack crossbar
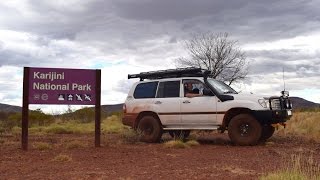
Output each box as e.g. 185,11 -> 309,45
128,67 -> 211,80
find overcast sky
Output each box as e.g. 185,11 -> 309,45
0,0 -> 319,113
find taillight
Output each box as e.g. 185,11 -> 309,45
123,104 -> 127,113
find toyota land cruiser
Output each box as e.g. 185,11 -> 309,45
122,68 -> 292,145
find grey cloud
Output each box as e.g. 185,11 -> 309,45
1,0 -> 319,69
0,37 -> 95,67
0,1 -> 108,40
108,0 -> 320,42
246,49 -> 320,76
247,49 -> 320,62
1,0 -> 318,76
0,48 -> 33,67
2,0 -> 318,45
250,59 -> 320,77
111,0 -> 243,21
113,79 -> 133,94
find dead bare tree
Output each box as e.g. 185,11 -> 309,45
176,32 -> 248,85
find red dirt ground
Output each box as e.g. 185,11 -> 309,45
1,133 -> 319,180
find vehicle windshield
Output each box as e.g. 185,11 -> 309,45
207,79 -> 238,94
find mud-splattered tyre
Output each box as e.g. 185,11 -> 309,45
169,130 -> 191,140
228,114 -> 262,146
138,116 -> 163,143
260,125 -> 275,141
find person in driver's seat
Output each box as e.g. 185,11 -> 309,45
184,82 -> 201,98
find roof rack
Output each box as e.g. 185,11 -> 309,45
128,67 -> 211,81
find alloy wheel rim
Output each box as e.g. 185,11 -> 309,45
239,123 -> 250,137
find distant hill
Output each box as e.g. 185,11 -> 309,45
0,103 -> 22,113
101,104 -> 123,114
290,97 -> 320,109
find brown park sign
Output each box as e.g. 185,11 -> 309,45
22,67 -> 101,150
28,67 -> 96,105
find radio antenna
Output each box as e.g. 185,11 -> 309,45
283,67 -> 286,91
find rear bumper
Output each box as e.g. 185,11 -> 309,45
122,113 -> 138,128
253,109 -> 292,125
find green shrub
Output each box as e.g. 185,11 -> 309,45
0,123 -> 5,135
0,111 -> 11,120
1,113 -> 19,131
7,109 -> 54,128
0,111 -> 16,132
29,109 -> 54,126
29,126 -> 46,135
45,125 -> 73,134
61,107 -> 95,123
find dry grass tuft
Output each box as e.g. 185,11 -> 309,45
33,142 -> 52,151
65,140 -> 87,149
102,115 -> 128,134
185,140 -> 200,147
278,111 -> 320,142
120,129 -> 142,144
164,139 -> 188,148
164,139 -> 200,148
52,154 -> 72,162
260,154 -> 320,180
34,115 -> 127,135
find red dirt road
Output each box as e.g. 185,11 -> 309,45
1,133 -> 319,179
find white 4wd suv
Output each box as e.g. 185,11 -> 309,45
122,68 -> 292,145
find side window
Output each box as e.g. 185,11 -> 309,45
156,81 -> 180,98
134,82 -> 158,99
183,80 -> 214,97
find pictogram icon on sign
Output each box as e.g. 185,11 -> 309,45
58,94 -> 65,101
75,94 -> 83,101
41,94 -> 48,101
67,94 -> 73,101
34,94 -> 40,100
84,94 -> 91,101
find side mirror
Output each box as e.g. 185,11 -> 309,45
203,89 -> 214,96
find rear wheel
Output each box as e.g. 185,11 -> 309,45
137,116 -> 163,143
169,130 -> 191,140
228,114 -> 262,146
260,125 -> 275,141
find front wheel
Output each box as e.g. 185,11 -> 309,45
137,116 -> 163,143
228,114 -> 262,146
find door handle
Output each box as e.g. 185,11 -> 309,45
155,101 -> 162,104
183,100 -> 190,104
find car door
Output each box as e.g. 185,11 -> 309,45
155,80 -> 181,125
180,79 -> 219,125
